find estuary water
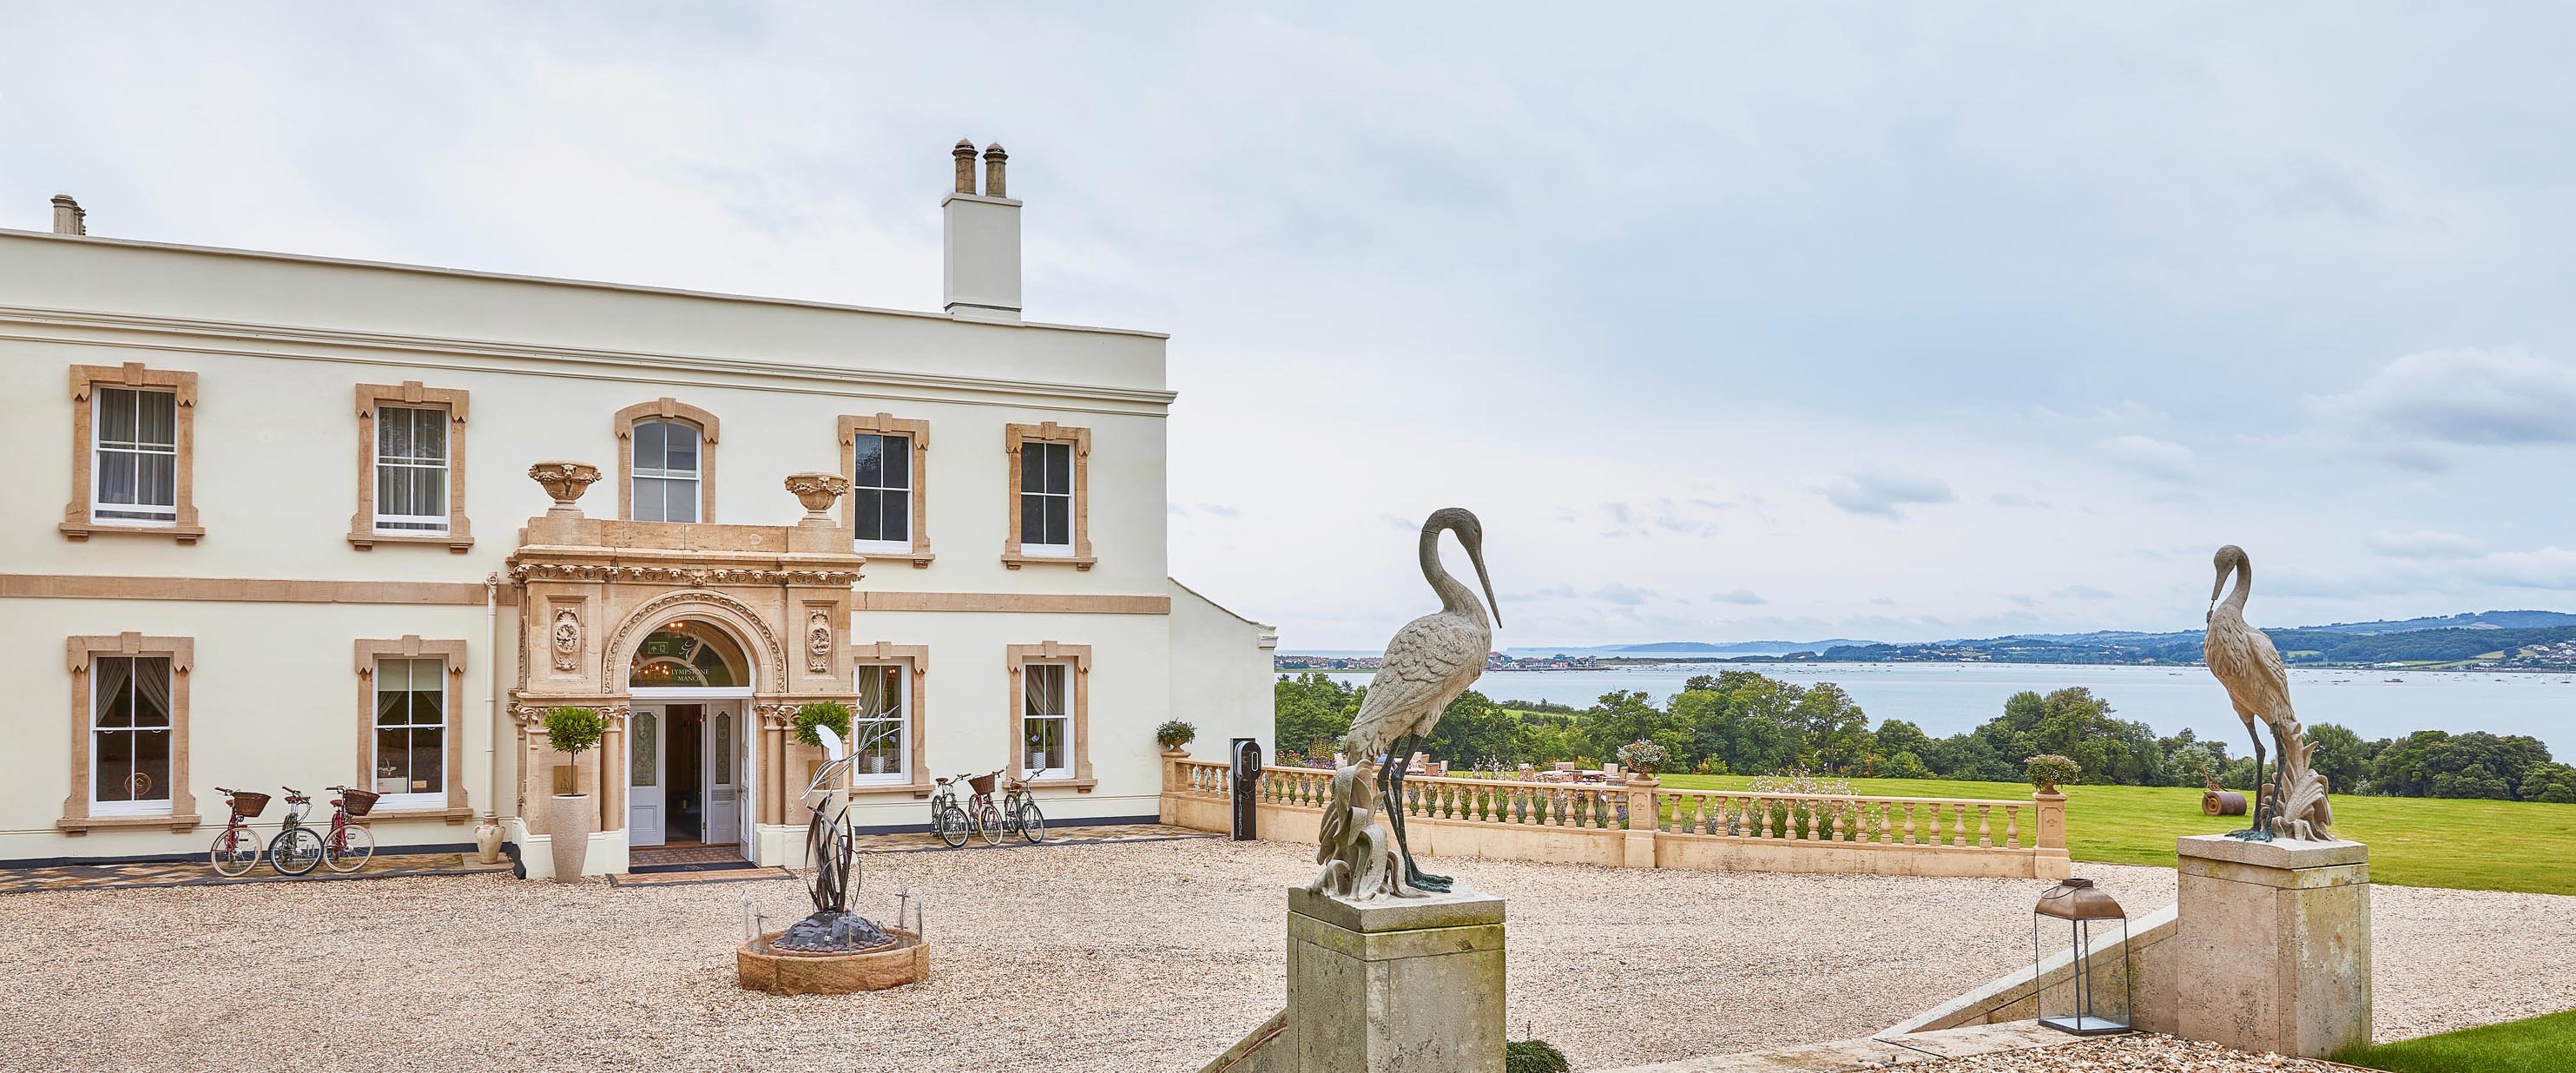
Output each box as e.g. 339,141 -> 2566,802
1294,662 -> 2576,757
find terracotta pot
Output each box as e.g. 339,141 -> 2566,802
474,818 -> 504,864
546,793 -> 593,882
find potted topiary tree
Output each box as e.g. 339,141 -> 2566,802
1155,719 -> 1197,754
2025,754 -> 2082,795
543,706 -> 605,883
794,700 -> 854,787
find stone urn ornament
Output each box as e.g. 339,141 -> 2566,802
784,472 -> 851,521
474,815 -> 504,864
528,461 -> 603,516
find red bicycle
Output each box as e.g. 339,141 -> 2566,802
319,785 -> 380,873
209,787 -> 269,876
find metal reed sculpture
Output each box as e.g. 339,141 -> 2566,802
770,723 -> 906,952
2203,544 -> 2334,841
1310,507 -> 1500,898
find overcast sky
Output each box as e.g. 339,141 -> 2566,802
9,4 -> 2576,649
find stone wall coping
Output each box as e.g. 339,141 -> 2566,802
2176,834 -> 2368,869
1286,885 -> 1505,933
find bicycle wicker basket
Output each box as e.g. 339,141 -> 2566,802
340,788 -> 381,817
229,791 -> 271,819
968,773 -> 997,796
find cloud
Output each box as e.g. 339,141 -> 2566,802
1709,588 -> 1765,604
1199,503 -> 1241,517
1167,503 -> 1189,516
1823,468 -> 1954,519
1505,583 -> 1578,601
1379,513 -> 1416,531
2310,347 -> 2576,449
2053,584 -> 2118,600
1589,583 -> 1658,606
1871,597 -> 1897,606
2098,434 -> 2195,482
2366,530 -> 2484,561
2460,547 -> 2576,591
1989,491 -> 2045,508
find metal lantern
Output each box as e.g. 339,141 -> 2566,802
2033,877 -> 2131,1035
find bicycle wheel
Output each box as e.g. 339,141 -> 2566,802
209,825 -> 261,877
974,801 -> 1003,846
322,823 -> 375,873
934,803 -> 971,848
269,827 -> 325,876
1017,801 -> 1046,843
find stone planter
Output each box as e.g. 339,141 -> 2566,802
737,928 -> 928,994
546,793 -> 593,882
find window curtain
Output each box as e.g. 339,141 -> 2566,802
131,657 -> 171,726
92,656 -> 134,727
1024,664 -> 1063,718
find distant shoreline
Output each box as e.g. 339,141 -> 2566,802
1284,659 -> 2576,675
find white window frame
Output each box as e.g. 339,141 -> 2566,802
372,657 -> 449,811
90,654 -> 174,817
372,405 -> 451,536
851,432 -> 913,556
849,663 -> 909,786
1019,440 -> 1074,557
632,419 -> 702,523
91,387 -> 178,526
1021,661 -> 1073,781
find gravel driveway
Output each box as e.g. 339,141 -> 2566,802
1,838 -> 2565,1072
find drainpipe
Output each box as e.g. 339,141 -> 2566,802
484,571 -> 500,823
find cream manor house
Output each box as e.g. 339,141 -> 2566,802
0,145 -> 1276,876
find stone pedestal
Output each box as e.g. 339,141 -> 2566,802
2173,835 -> 2370,1058
1285,886 -> 1505,1073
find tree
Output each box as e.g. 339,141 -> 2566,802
1274,673 -> 1362,759
1579,690 -> 1682,766
2303,723 -> 2373,795
1421,691 -> 1520,767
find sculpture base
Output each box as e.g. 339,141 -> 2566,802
1284,886 -> 1505,1073
2173,835 -> 2369,1058
736,928 -> 927,994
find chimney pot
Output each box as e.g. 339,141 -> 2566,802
50,194 -> 86,236
953,139 -> 979,195
982,143 -> 1008,199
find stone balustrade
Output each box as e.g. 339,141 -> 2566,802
1163,757 -> 2071,880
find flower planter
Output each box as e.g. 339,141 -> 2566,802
546,793 -> 593,882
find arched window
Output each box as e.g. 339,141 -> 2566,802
631,420 -> 702,523
629,620 -> 747,688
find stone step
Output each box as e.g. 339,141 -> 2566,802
1596,1021 -> 2077,1073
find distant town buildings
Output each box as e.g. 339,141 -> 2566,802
1276,652 -> 1602,673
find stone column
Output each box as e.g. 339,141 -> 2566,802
1286,888 -> 1505,1073
1623,774 -> 1660,869
1159,747 -> 1188,825
2172,835 -> 2370,1058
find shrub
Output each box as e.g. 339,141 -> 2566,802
1746,769 -> 1855,796
543,706 -> 605,758
2026,754 -> 2083,791
1156,719 -> 1198,751
1615,739 -> 1669,774
1506,1039 -> 1569,1073
793,700 -> 853,749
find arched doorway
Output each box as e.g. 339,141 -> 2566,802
625,618 -> 754,856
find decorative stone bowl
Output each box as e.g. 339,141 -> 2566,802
736,928 -> 927,994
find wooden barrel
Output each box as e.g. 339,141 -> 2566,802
2201,789 -> 2246,816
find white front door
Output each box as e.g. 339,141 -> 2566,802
706,703 -> 741,845
629,706 -> 666,846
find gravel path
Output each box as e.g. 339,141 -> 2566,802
0,839 -> 2565,1072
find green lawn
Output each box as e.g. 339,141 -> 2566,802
2337,1008 -> 2576,1073
1656,773 -> 2576,896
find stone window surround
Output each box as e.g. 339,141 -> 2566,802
60,363 -> 203,543
349,382 -> 475,552
850,642 -> 933,797
615,398 -> 721,523
354,636 -> 474,823
837,413 -> 934,568
1002,421 -> 1093,570
59,632 -> 199,834
1005,641 -> 1094,791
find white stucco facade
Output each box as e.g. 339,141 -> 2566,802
0,159 -> 1273,873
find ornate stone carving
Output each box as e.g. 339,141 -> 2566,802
600,590 -> 792,692
551,608 -> 581,671
528,461 -> 603,511
807,611 -> 833,673
2205,545 -> 2335,841
785,471 -> 851,520
508,563 -> 862,587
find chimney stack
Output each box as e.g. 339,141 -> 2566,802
942,138 -> 1022,323
50,194 -> 86,236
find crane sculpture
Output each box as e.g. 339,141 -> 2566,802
2203,544 -> 2334,841
1310,508 -> 1500,899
